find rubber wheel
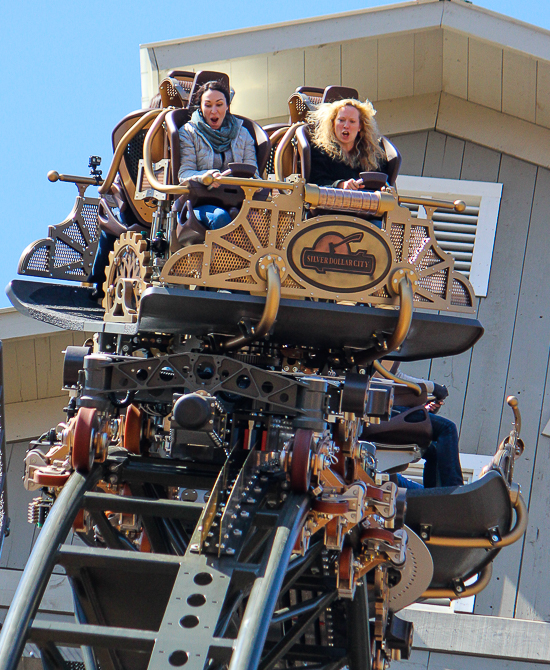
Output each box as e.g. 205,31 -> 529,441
73,508 -> 86,532
339,545 -> 354,585
312,499 -> 350,515
290,429 -> 313,493
35,470 -> 70,487
361,528 -> 395,544
124,404 -> 142,455
72,407 -> 97,473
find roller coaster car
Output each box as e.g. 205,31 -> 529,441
1,78 -> 527,670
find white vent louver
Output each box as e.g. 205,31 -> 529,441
409,203 -> 479,279
396,176 -> 503,297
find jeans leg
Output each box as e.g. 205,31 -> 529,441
427,413 -> 464,487
395,473 -> 423,490
89,231 -> 116,293
194,206 -> 231,230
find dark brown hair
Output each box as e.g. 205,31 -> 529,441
193,80 -> 231,107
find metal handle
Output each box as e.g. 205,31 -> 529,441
98,109 -> 164,195
507,396 -> 521,438
353,273 -> 414,367
372,360 -> 422,396
422,563 -> 492,600
221,261 -> 281,351
424,489 -> 527,549
48,171 -> 103,187
274,122 -> 303,181
398,195 -> 466,212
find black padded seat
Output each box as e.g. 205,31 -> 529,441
404,471 -> 512,589
295,125 -> 401,188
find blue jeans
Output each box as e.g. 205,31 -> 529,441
424,412 -> 464,488
392,406 -> 463,488
194,206 -> 231,230
89,230 -> 116,293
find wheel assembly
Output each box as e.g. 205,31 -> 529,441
124,404 -> 143,455
103,232 -> 152,323
290,428 -> 314,492
71,407 -> 98,473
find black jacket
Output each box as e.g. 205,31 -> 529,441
308,144 -> 389,187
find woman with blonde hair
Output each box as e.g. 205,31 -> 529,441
308,98 -> 387,190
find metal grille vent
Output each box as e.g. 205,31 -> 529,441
409,203 -> 479,279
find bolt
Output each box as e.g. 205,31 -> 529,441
226,547 -> 236,555
421,532 -> 428,539
233,528 -> 242,536
241,510 -> 250,518
491,534 -> 499,543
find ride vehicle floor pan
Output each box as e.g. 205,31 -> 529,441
7,280 -> 483,360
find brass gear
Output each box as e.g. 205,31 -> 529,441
102,232 -> 152,323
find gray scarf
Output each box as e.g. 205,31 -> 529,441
191,110 -> 240,154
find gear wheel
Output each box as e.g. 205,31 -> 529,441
103,232 -> 152,323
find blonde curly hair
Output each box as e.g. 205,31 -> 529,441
308,98 -> 384,172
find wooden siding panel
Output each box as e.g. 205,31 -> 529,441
414,30 -> 443,96
468,40 -> 502,112
428,652 -> 550,670
422,131 -> 465,180
0,441 -> 37,570
505,167 -> 550,622
304,44 -> 341,89
460,141 -> 501,183
466,156 -> 537,617
341,38 -> 378,101
377,34 -> 414,100
390,131 -> 429,176
460,155 -> 536,457
502,51 -> 537,124
536,60 -> 550,128
2,339 -> 20,405
267,49 -> 304,119
442,30 -> 468,99
230,55 -> 269,120
14,340 -> 37,403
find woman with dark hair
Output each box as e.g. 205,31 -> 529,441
178,80 -> 258,230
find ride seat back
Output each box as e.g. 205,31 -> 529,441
188,70 -> 231,107
405,471 -> 512,589
159,71 -> 196,108
111,110 -> 166,227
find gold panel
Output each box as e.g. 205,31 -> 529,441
160,179 -> 476,313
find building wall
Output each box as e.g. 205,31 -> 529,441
391,129 -> 550,622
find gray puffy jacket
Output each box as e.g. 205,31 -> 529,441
178,117 -> 259,182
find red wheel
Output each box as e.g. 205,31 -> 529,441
35,470 -> 70,487
312,499 -> 349,515
124,404 -> 142,455
361,528 -> 395,544
73,509 -> 86,532
72,407 -> 97,473
290,429 -> 313,493
339,545 -> 354,584
366,485 -> 385,502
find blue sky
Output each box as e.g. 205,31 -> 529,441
1,0 -> 549,310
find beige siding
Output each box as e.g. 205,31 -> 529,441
304,43 -> 341,90
502,51 -> 537,123
536,60 -> 550,127
341,38 -> 378,101
267,49 -> 305,118
468,40 -> 502,111
414,30 -> 443,96
442,30 -> 468,99
378,33 -> 415,100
